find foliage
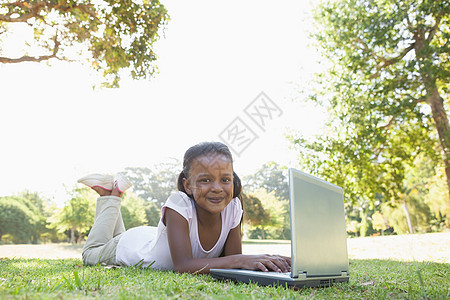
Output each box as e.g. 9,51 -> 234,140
0,0 -> 169,87
342,153 -> 449,236
49,187 -> 96,243
243,189 -> 290,240
371,211 -> 389,234
0,197 -> 37,243
243,162 -> 289,201
124,160 -> 179,208
291,0 -> 450,211
121,192 -> 147,229
144,200 -> 161,227
424,166 -> 450,229
241,193 -> 270,227
0,256 -> 448,299
379,153 -> 447,234
381,198 -> 432,235
241,162 -> 290,239
0,192 -> 54,243
16,191 -> 56,243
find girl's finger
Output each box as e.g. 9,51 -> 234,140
265,260 -> 281,272
256,261 -> 268,272
274,256 -> 290,272
281,255 -> 292,264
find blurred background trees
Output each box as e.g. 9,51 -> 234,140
242,163 -> 290,240
0,191 -> 54,243
0,157 -> 448,244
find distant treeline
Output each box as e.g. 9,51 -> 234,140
0,162 -> 448,244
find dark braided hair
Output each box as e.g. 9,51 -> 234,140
177,142 -> 242,200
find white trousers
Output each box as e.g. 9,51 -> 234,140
82,196 -> 125,266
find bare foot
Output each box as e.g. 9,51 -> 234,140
111,184 -> 123,198
92,187 -> 112,197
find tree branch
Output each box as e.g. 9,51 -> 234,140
353,37 -> 415,79
0,1 -> 97,23
372,116 -> 396,160
0,1 -> 46,22
0,54 -> 58,63
0,32 -> 61,63
380,116 -> 396,130
426,12 -> 442,44
0,13 -> 35,22
353,38 -> 384,61
369,43 -> 415,79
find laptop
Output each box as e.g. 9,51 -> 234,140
210,168 -> 350,288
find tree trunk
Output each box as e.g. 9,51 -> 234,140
403,200 -> 415,234
70,224 -> 76,244
426,89 -> 450,205
414,28 -> 450,205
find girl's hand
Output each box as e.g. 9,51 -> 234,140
239,255 -> 291,273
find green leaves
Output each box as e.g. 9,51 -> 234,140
294,0 -> 449,209
0,0 -> 169,87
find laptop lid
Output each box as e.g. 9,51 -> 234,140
289,168 -> 349,277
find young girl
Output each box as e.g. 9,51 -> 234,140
80,141 -> 291,274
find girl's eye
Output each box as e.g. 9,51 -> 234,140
200,178 -> 210,183
222,178 -> 232,183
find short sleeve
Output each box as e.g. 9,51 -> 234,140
228,197 -> 244,229
161,191 -> 194,224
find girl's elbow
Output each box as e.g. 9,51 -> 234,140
173,265 -> 189,274
173,261 -> 193,274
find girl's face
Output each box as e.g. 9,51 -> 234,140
183,153 -> 234,216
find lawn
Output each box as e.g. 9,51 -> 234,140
0,233 -> 449,299
0,257 -> 448,299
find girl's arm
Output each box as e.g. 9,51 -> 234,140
221,224 -> 242,256
165,207 -> 291,274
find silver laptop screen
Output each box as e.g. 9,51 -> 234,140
289,169 -> 349,277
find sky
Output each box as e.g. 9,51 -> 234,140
0,0 -> 326,205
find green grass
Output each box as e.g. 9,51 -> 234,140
0,258 -> 448,299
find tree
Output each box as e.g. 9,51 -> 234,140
243,162 -> 289,201
243,189 -> 289,240
49,187 -> 95,243
380,153 -> 445,234
144,200 -> 161,227
124,160 -> 179,208
0,197 -> 37,243
241,192 -> 270,228
0,0 -> 169,87
242,162 -> 290,239
292,0 -> 450,208
0,192 -> 54,243
424,166 -> 450,229
121,192 -> 147,229
16,191 -> 54,243
372,211 -> 389,236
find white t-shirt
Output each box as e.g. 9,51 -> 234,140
115,191 -> 243,270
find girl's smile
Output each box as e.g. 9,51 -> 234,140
183,153 -> 234,216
